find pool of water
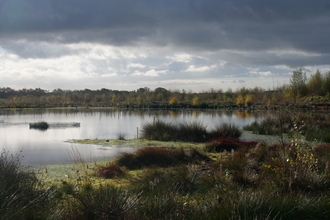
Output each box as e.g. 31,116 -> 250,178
0,108 -> 266,166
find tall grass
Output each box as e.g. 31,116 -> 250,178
209,123 -> 242,139
0,150 -> 57,220
141,120 -> 241,142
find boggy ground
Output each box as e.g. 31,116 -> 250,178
13,134 -> 328,220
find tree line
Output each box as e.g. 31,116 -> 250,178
1,69 -> 330,108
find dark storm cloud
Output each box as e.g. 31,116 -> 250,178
0,0 -> 330,65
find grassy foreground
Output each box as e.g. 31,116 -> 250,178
2,129 -> 330,219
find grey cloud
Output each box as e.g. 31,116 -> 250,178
0,0 -> 329,68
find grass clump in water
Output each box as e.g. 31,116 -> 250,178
29,121 -> 49,130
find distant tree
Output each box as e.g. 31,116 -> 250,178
307,69 -> 323,96
245,94 -> 253,106
169,97 -> 179,105
236,94 -> 244,106
322,71 -> 330,95
192,97 -> 200,105
290,68 -> 307,102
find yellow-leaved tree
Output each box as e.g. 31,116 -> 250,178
236,94 -> 244,106
169,97 -> 179,105
245,94 -> 253,106
192,97 -> 200,105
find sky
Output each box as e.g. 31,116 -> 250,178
0,0 -> 330,92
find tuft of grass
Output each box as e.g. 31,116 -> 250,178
209,123 -> 242,139
116,132 -> 128,140
29,121 -> 49,130
61,184 -> 138,220
0,150 -> 57,220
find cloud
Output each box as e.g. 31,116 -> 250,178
185,65 -> 216,72
0,0 -> 330,91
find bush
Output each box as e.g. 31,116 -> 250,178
95,163 -> 126,179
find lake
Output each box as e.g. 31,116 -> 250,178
0,108 -> 266,166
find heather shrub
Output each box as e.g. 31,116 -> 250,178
95,163 -> 126,179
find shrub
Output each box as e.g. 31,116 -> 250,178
95,163 -> 126,179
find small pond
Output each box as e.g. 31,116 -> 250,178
0,108 -> 269,166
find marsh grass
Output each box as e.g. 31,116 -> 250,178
142,120 -> 241,142
0,150 -> 57,220
209,123 -> 242,139
29,121 -> 49,130
116,132 -> 128,140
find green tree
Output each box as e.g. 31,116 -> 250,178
307,69 -> 323,96
290,68 -> 307,102
245,94 -> 253,106
322,71 -> 330,95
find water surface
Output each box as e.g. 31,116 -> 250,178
0,108 -> 265,166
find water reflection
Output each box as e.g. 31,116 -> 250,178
0,108 -> 270,166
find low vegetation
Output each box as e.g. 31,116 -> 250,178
243,112 -> 330,143
141,120 -> 242,142
3,115 -> 330,219
29,121 -> 49,130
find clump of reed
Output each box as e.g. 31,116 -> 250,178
0,150 -> 57,220
141,120 -> 241,142
60,183 -> 138,220
116,132 -> 128,140
209,123 -> 242,139
29,121 -> 49,130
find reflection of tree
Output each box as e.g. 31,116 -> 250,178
224,111 -> 233,118
169,110 -> 180,118
245,111 -> 252,118
236,111 -> 245,118
193,110 -> 200,117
